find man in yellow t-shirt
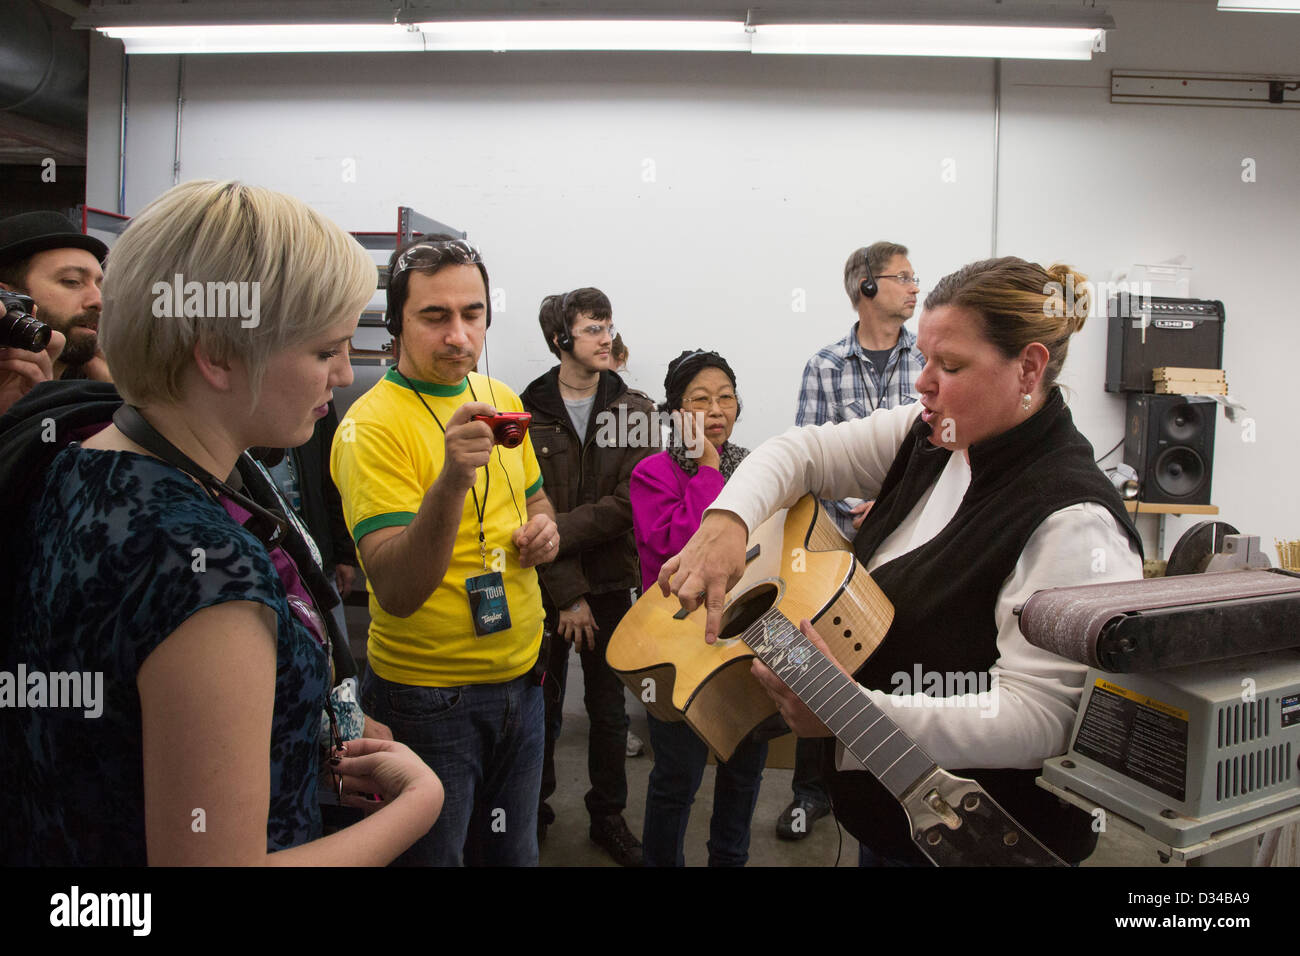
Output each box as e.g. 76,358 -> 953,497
331,236 -> 558,866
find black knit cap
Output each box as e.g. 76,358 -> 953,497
660,349 -> 738,413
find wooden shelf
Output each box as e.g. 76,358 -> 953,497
1125,502 -> 1219,515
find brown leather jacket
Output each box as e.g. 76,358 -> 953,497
521,368 -> 658,611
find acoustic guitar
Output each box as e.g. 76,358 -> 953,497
610,493 -> 1066,866
608,494 -> 891,762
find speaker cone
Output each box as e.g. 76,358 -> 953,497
1161,402 -> 1202,443
1153,447 -> 1205,498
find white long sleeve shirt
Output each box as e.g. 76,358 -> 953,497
707,401 -> 1142,771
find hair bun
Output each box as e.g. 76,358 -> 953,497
1045,263 -> 1089,336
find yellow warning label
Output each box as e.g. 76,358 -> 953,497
1094,678 -> 1189,722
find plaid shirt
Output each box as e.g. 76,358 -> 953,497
795,322 -> 925,539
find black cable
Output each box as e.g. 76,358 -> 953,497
394,366 -> 494,533
1095,435 -> 1124,464
468,376 -> 524,526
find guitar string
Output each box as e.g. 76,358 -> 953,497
750,610 -> 928,798
745,610 -> 848,865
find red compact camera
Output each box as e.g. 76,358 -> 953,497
472,412 -> 532,448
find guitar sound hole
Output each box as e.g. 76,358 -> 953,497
718,583 -> 780,641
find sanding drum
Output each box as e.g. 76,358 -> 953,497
1018,569 -> 1300,672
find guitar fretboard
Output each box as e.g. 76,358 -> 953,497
744,608 -> 936,799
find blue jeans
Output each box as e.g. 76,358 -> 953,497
791,735 -> 830,807
361,666 -> 544,867
642,713 -> 767,867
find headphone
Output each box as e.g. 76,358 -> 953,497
859,259 -> 878,300
553,291 -> 575,352
384,239 -> 492,337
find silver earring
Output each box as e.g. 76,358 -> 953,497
1022,393 -> 1032,410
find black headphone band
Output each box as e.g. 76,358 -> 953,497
555,291 -> 574,351
112,404 -> 288,549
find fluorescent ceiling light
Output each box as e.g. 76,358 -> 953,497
95,18 -> 1107,60
1217,0 -> 1300,10
412,20 -> 749,52
752,24 -> 1103,60
98,24 -> 424,54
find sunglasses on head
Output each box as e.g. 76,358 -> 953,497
391,239 -> 483,277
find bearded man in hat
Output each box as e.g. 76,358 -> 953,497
0,211 -> 110,387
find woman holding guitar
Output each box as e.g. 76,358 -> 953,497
629,349 -> 768,867
658,259 -> 1144,866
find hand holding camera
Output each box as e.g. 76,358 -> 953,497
0,291 -> 51,352
0,295 -> 65,418
438,402 -> 501,490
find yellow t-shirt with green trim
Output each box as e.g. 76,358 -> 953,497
330,369 -> 545,687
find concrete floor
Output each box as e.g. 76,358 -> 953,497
539,650 -> 1173,868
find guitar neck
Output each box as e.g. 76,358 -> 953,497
744,606 -> 1067,866
744,608 -> 936,800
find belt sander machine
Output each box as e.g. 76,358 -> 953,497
1017,524 -> 1300,862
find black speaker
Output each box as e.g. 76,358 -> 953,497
1123,394 -> 1217,505
1105,297 -> 1225,393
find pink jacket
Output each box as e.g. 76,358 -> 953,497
629,451 -> 725,594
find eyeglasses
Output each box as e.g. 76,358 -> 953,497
574,322 -> 615,339
876,273 -> 921,288
683,394 -> 738,412
392,239 -> 483,277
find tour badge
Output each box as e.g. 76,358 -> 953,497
466,571 -> 512,636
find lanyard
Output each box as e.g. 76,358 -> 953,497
395,368 -> 493,569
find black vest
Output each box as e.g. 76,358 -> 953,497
825,388 -> 1142,864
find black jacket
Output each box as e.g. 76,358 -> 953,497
260,402 -> 356,572
520,368 -> 657,611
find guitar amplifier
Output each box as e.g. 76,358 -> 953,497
1105,296 -> 1225,393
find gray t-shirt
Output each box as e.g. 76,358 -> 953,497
564,395 -> 596,440
864,347 -> 893,380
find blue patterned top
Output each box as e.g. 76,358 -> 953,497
5,446 -> 328,865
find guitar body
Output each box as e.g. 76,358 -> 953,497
607,495 -> 893,761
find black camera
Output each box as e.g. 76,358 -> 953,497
0,291 -> 51,352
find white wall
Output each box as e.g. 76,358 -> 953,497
996,2 -> 1300,554
87,1 -> 1300,557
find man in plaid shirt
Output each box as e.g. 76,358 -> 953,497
795,241 -> 926,540
778,241 -> 925,842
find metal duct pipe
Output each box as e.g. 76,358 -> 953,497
0,0 -> 89,130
